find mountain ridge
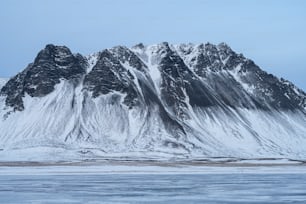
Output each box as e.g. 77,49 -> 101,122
0,42 -> 306,161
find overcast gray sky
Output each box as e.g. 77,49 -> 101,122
0,0 -> 305,90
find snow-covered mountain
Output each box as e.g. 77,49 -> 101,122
0,42 -> 306,161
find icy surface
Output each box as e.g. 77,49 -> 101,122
0,166 -> 306,203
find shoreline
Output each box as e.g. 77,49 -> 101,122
0,158 -> 305,167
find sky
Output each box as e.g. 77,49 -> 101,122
0,0 -> 305,90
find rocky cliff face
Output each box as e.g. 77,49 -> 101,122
1,45 -> 87,111
0,42 -> 306,160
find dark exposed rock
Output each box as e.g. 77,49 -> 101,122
109,46 -> 148,73
217,42 -> 235,60
0,44 -> 86,111
83,50 -> 140,108
239,63 -> 306,110
159,46 -> 190,118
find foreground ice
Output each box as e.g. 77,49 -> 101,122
0,163 -> 306,175
0,164 -> 306,203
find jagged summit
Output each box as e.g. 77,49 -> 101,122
0,42 -> 306,161
1,44 -> 86,111
1,42 -> 305,112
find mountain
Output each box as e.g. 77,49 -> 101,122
0,42 -> 306,161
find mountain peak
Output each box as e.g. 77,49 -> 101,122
217,42 -> 234,55
34,44 -> 74,66
217,42 -> 231,50
0,44 -> 86,110
132,43 -> 145,50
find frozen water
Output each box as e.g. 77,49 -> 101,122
0,166 -> 306,204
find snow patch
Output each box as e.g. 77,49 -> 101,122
85,52 -> 99,73
229,65 -> 256,94
0,78 -> 8,89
